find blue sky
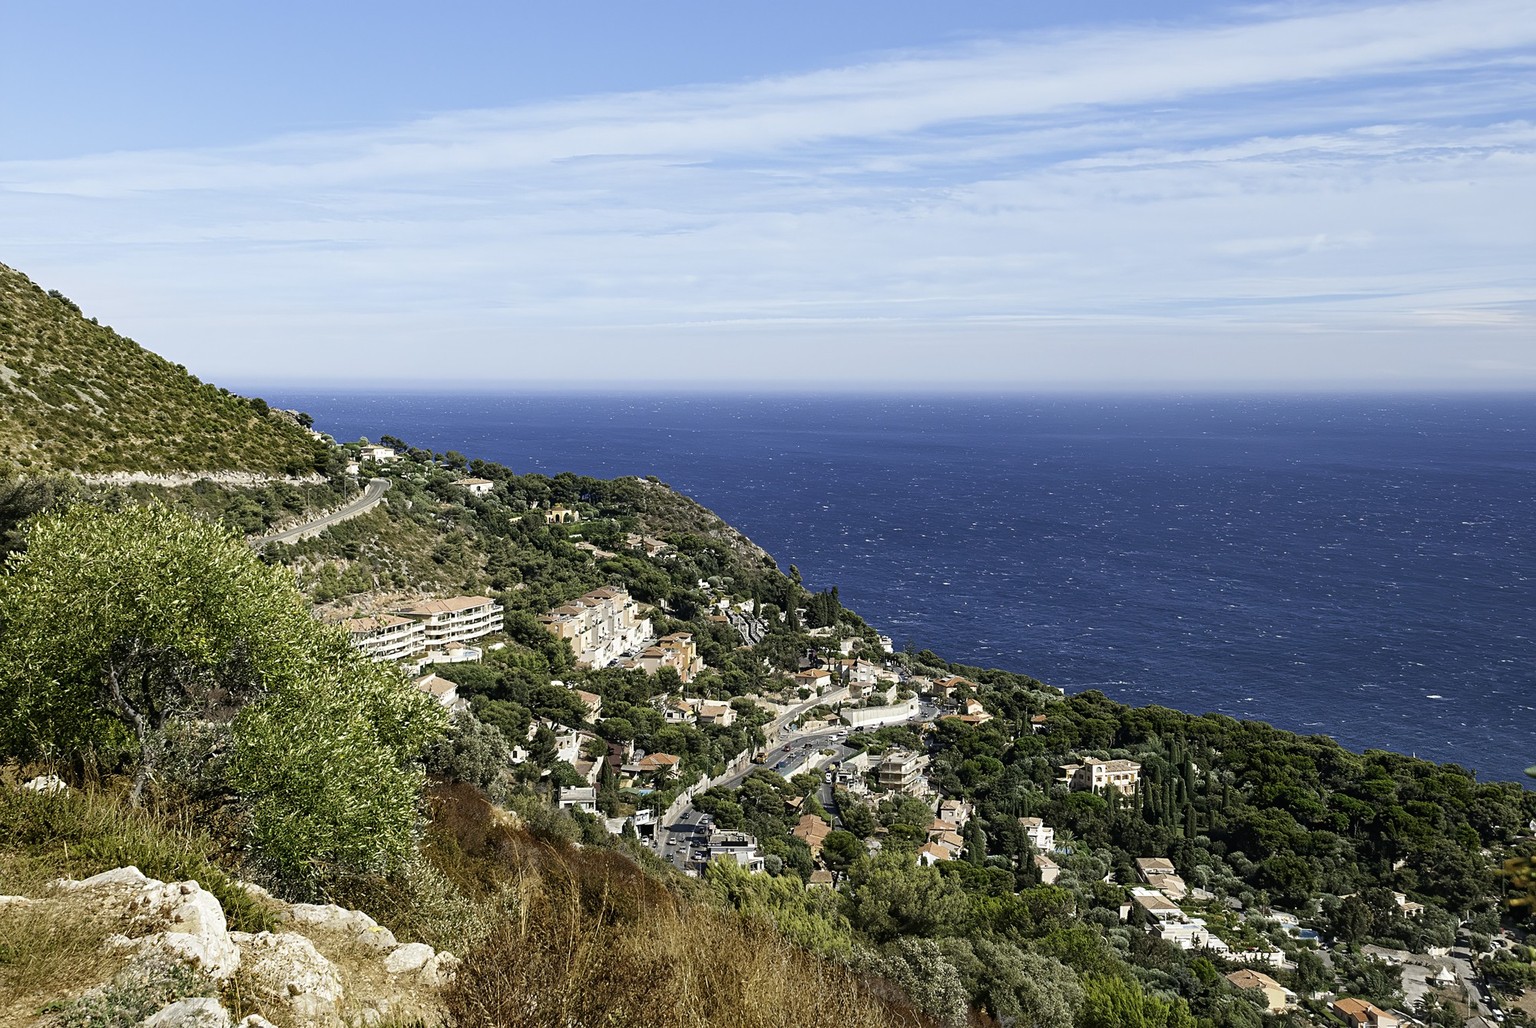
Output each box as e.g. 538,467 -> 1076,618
3,1 -> 1533,390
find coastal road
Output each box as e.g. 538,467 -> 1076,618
655,725 -> 866,872
251,477 -> 391,546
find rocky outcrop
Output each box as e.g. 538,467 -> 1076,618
27,867 -> 456,1027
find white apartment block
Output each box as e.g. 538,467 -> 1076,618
392,596 -> 505,648
539,586 -> 654,668
341,615 -> 426,662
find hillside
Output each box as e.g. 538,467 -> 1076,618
0,262 -> 329,475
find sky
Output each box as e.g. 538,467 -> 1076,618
2,1 -> 1533,392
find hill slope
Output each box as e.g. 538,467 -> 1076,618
0,262 -> 327,474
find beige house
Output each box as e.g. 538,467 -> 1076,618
1225,970 -> 1289,1013
393,596 -> 505,648
695,701 -> 735,727
1135,857 -> 1189,900
793,667 -> 834,692
626,631 -> 703,683
1035,853 -> 1062,884
573,689 -> 603,722
455,478 -> 494,495
545,506 -> 580,524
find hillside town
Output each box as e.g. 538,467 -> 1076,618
294,448 -> 1532,1028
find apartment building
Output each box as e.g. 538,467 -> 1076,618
392,595 -> 505,647
341,614 -> 426,662
878,749 -> 926,794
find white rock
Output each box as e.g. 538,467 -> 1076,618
140,928 -> 241,982
420,951 -> 461,987
22,774 -> 69,794
355,924 -> 398,951
138,997 -> 231,1028
382,942 -> 434,974
238,1017 -> 279,1028
167,887 -> 227,939
60,866 -> 153,891
0,895 -> 34,906
236,932 -> 344,1026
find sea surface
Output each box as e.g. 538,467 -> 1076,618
253,389 -> 1536,785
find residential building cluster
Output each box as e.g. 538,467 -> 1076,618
627,631 -> 704,683
539,586 -> 654,668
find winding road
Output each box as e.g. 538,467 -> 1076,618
250,477 -> 391,547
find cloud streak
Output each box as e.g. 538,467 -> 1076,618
1,0 -> 1533,388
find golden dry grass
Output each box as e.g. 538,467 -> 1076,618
420,784 -> 936,1028
0,897 -> 135,1028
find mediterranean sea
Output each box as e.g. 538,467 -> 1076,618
251,389 -> 1536,786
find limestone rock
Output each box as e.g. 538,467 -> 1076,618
129,880 -> 240,980
138,997 -> 232,1028
355,924 -> 398,951
382,942 -> 434,975
420,951 -> 461,987
236,931 -> 344,1026
59,865 -> 154,891
238,1017 -> 279,1028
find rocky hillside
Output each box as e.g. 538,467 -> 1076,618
0,863 -> 456,1028
0,262 -> 329,475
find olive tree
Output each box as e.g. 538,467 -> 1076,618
0,503 -> 446,888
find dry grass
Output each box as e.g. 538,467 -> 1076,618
0,777 -> 277,934
0,898 -> 136,1028
423,784 -> 936,1028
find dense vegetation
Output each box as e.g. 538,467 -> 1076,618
0,262 -> 331,474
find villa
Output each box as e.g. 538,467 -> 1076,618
1057,757 -> 1142,795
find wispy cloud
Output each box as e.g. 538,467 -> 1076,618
2,0 -> 1533,387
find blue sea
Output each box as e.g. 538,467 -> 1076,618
252,390 -> 1536,785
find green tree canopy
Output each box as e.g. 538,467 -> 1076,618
0,504 -> 446,890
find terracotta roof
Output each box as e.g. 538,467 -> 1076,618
412,674 -> 456,699
1226,969 -> 1282,992
341,614 -> 415,633
919,842 -> 953,862
394,596 -> 497,615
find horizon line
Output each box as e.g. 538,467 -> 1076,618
224,378 -> 1536,398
